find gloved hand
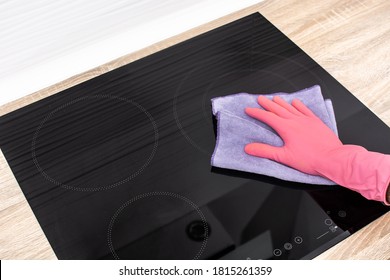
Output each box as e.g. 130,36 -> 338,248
245,95 -> 390,205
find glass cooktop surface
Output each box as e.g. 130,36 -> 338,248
0,13 -> 389,259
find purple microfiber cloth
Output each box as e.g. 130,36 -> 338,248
211,85 -> 338,185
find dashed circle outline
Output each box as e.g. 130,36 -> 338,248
173,51 -> 330,154
107,191 -> 208,260
31,95 -> 159,192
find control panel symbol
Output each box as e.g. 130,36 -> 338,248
273,249 -> 282,257
329,225 -> 338,233
324,218 -> 333,226
338,210 -> 347,218
294,236 -> 303,244
284,243 -> 293,250
316,231 -> 329,240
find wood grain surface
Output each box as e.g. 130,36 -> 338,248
1,0 -> 389,259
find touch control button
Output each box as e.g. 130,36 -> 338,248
273,249 -> 282,257
329,225 -> 338,233
284,243 -> 292,250
324,219 -> 333,226
338,210 -> 346,218
294,236 -> 303,244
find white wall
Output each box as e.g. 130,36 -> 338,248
0,0 -> 262,106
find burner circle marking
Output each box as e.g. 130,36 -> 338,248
31,95 -> 159,192
107,191 -> 208,260
173,51 -> 330,155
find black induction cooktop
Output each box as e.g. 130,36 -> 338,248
0,13 -> 389,260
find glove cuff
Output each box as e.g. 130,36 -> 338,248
315,145 -> 390,205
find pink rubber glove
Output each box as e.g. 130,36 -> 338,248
245,95 -> 390,205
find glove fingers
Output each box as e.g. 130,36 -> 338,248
291,99 -> 318,118
272,96 -> 303,116
257,96 -> 293,118
244,142 -> 284,162
245,107 -> 281,130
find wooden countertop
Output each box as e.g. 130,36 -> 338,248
0,0 -> 389,259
